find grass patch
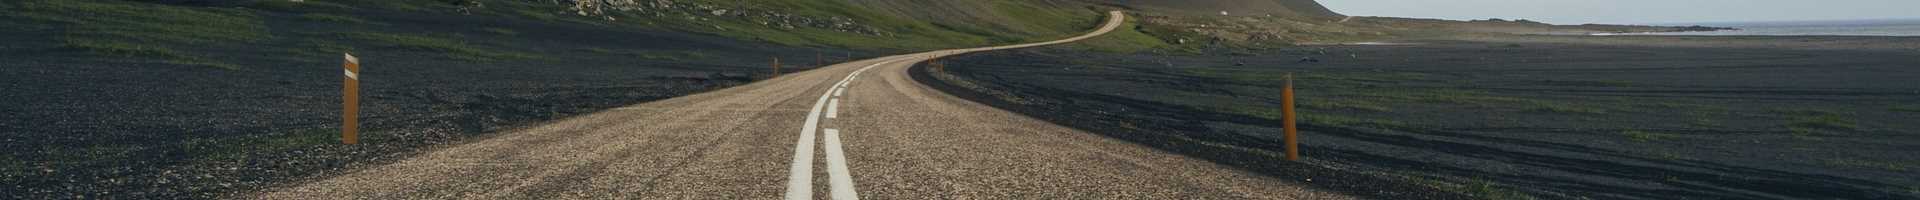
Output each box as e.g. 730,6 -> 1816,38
1892,105 -> 1920,113
1302,114 -> 1410,130
1821,158 -> 1911,172
11,0 -> 268,43
576,48 -> 710,61
511,9 -> 560,22
1524,103 -> 1608,115
61,38 -> 240,70
482,27 -> 520,36
247,0 -> 359,13
1643,102 -> 1730,128
1639,101 -> 1728,113
651,0 -> 1095,50
1179,69 -> 1432,87
1073,17 -> 1171,53
62,38 -> 183,58
1301,99 -> 1391,112
1134,18 -> 1212,51
1776,109 -> 1855,136
1620,130 -> 1674,142
1769,108 -> 1842,117
298,13 -> 375,25
986,1 -> 1096,38
580,47 -> 617,54
1786,126 -> 1823,138
1783,112 -> 1857,131
1687,117 -> 1723,129
639,50 -> 709,61
162,59 -> 243,70
1790,115 -> 1856,130
1540,79 -> 1636,87
326,0 -> 452,12
339,32 -> 537,62
1323,88 -> 1542,107
9,0 -> 263,69
1649,151 -> 1686,160
1219,106 -> 1408,129
291,39 -> 358,57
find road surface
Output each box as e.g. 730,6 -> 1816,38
259,11 -> 1352,199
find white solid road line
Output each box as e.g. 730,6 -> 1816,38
823,128 -> 859,200
781,11 -> 1121,198
833,87 -> 845,97
787,59 -> 895,200
827,98 -> 840,119
785,86 -> 826,200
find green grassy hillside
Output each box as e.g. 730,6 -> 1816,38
1081,0 -> 1342,17
842,0 -> 1101,41
0,0 -> 1146,70
657,0 -> 1111,51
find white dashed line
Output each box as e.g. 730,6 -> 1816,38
823,128 -> 859,200
827,98 -> 840,119
781,11 -> 1123,199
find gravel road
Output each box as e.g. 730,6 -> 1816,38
259,11 -> 1357,199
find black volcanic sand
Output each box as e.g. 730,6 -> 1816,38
0,6 -> 876,199
919,41 -> 1920,199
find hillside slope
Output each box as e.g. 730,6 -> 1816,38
547,0 -> 1110,50
1087,0 -> 1341,17
841,0 -> 1101,41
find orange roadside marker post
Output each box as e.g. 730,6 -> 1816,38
1283,73 -> 1298,160
342,53 -> 361,145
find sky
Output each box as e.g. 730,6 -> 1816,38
1318,0 -> 1920,25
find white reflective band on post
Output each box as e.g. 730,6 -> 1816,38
344,53 -> 360,80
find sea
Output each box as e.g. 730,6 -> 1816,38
1609,19 -> 1920,36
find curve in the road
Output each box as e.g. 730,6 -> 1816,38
779,11 -> 1126,200
260,11 -> 1352,200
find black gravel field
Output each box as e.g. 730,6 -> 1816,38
918,40 -> 1920,200
0,4 -> 878,199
